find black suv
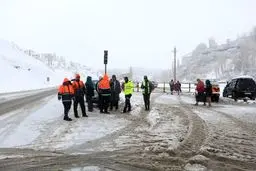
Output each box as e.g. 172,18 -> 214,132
223,76 -> 256,101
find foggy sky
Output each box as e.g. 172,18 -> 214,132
1,0 -> 256,70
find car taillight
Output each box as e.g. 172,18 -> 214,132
213,87 -> 220,92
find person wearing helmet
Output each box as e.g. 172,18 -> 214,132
97,74 -> 111,114
122,76 -> 134,113
72,74 -> 88,117
58,78 -> 74,121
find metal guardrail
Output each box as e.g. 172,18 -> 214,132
134,82 -> 197,93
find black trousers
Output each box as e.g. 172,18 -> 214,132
196,92 -> 206,103
123,94 -> 132,112
100,95 -> 110,112
74,96 -> 86,116
63,101 -> 72,118
86,96 -> 93,111
110,100 -> 119,110
143,94 -> 150,110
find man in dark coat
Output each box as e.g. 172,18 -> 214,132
205,80 -> 212,107
169,79 -> 175,95
141,76 -> 154,110
110,75 -> 121,111
85,76 -> 95,112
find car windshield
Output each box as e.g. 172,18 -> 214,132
238,79 -> 256,90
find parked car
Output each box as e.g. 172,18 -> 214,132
151,81 -> 158,88
223,76 -> 256,101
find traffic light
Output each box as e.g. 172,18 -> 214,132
104,50 -> 108,64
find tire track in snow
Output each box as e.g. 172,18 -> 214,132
179,95 -> 256,170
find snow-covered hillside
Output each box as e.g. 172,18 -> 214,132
0,39 -> 96,93
178,29 -> 256,82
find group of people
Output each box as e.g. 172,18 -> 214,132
195,78 -> 212,107
58,74 -> 88,121
58,73 -> 154,121
169,80 -> 182,95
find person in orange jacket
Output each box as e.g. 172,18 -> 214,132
58,78 -> 74,121
72,74 -> 88,118
97,74 -> 111,114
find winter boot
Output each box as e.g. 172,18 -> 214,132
64,116 -> 72,121
74,114 -> 80,118
82,113 -> 88,117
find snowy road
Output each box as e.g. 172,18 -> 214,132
0,92 -> 256,170
0,88 -> 56,115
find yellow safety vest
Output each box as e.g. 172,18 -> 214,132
124,81 -> 134,95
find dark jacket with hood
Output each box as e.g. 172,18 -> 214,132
85,76 -> 95,97
110,79 -> 121,101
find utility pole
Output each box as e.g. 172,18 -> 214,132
172,47 -> 177,82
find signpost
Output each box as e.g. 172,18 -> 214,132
104,50 -> 108,74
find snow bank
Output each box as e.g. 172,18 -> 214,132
0,39 -> 95,93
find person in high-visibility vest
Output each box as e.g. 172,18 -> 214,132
72,74 -> 88,118
98,74 -> 111,114
141,76 -> 154,111
58,78 -> 74,121
122,77 -> 134,113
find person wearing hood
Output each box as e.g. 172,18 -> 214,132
205,80 -> 212,107
110,75 -> 121,111
58,78 -> 74,121
85,76 -> 95,112
98,74 -> 111,113
72,74 -> 88,117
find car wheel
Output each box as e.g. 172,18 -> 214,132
223,91 -> 227,97
251,96 -> 255,100
243,99 -> 248,102
232,92 -> 237,101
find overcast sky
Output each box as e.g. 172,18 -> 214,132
1,0 -> 256,70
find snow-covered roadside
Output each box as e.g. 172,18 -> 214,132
0,96 -> 130,151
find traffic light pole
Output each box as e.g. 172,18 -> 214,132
104,50 -> 108,74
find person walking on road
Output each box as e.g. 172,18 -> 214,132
205,80 -> 212,107
169,80 -> 175,95
98,74 -> 111,114
72,74 -> 88,117
58,78 -> 74,121
195,78 -> 206,106
141,76 -> 154,111
122,77 -> 134,113
175,80 -> 182,95
110,75 -> 121,111
85,76 -> 95,112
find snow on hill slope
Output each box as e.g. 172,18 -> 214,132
178,33 -> 256,82
0,39 -> 95,93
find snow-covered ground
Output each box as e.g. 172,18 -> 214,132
0,95 -> 129,150
0,92 -> 256,170
0,39 -> 96,93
